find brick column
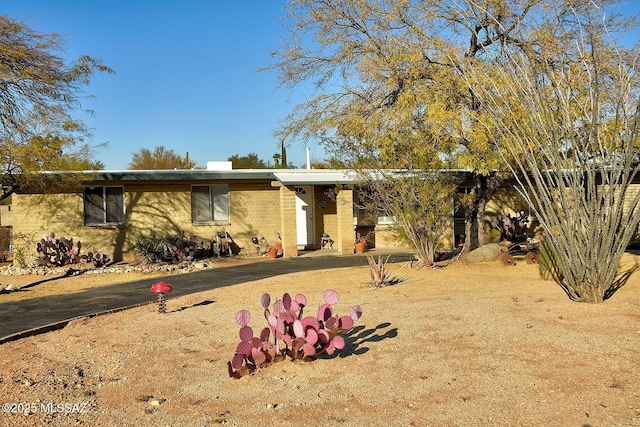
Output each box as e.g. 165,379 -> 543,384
335,187 -> 354,254
279,185 -> 298,257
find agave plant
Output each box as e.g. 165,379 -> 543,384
366,255 -> 406,288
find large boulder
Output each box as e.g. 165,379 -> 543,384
464,243 -> 506,263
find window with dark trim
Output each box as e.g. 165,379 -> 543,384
84,186 -> 125,225
191,184 -> 229,222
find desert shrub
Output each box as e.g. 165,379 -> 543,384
133,233 -> 164,263
227,290 -> 363,379
366,255 -> 406,288
12,232 -> 36,268
134,232 -> 209,264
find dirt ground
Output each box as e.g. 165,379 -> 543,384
0,252 -> 639,427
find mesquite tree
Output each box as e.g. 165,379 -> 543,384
0,15 -> 112,200
268,0 -> 542,253
466,2 -> 640,302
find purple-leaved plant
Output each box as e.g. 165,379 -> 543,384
227,289 -> 363,378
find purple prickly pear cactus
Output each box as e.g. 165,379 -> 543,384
227,289 -> 363,379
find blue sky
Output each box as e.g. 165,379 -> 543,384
3,1 -> 322,170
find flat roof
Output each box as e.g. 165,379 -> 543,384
42,168 -> 473,185
85,169 -> 277,181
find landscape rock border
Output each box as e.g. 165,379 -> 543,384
0,258 -> 218,279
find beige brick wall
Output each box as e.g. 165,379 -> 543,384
335,187 -> 354,254
0,205 -> 11,227
11,180 -> 282,262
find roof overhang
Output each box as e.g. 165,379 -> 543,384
272,170 -> 359,185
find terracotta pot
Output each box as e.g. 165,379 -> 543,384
268,249 -> 278,259
355,241 -> 366,253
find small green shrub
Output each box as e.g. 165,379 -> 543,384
12,232 -> 36,268
133,233 -> 165,263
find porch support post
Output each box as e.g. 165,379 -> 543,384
335,187 -> 354,254
279,185 -> 298,257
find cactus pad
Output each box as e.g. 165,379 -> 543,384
251,347 -> 266,366
239,325 -> 253,342
236,341 -> 251,357
261,293 -> 271,309
231,353 -> 245,370
332,335 -> 345,350
236,309 -> 251,327
338,316 -> 354,330
282,293 -> 292,310
318,304 -> 332,322
273,299 -> 285,313
295,294 -> 307,307
260,327 -> 270,342
305,328 -> 319,345
293,320 -> 304,338
349,305 -> 363,321
323,289 -> 339,305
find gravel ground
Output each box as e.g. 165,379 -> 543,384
0,253 -> 639,427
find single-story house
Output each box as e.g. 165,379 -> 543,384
4,162 -> 608,262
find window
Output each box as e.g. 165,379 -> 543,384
84,186 -> 125,225
191,184 -> 229,222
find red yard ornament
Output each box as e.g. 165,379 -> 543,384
151,281 -> 173,313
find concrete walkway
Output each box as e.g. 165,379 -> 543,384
0,250 -> 412,342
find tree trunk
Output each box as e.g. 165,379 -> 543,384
461,172 -> 502,254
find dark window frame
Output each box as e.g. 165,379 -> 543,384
191,184 -> 230,223
83,186 -> 125,226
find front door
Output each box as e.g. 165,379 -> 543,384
295,186 -> 314,248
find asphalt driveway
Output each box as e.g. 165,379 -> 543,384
0,251 -> 412,342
